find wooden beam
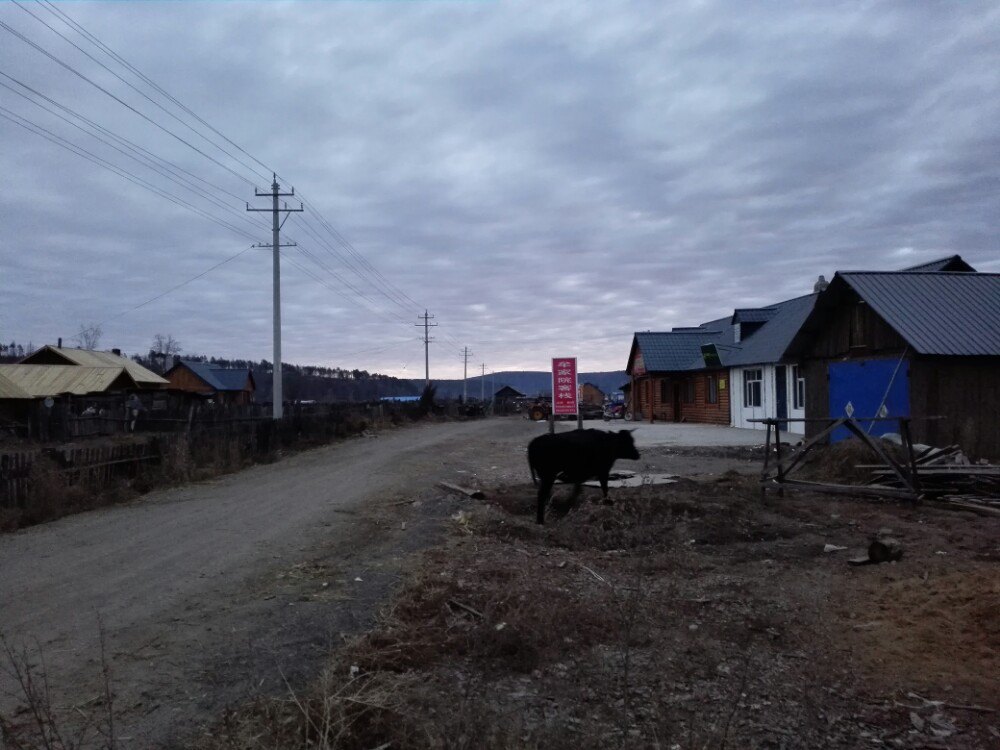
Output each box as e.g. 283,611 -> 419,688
766,478 -> 917,500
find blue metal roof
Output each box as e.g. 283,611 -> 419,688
731,307 -> 778,325
838,272 -> 1000,355
726,294 -> 818,367
179,360 -> 253,392
899,255 -> 976,273
632,316 -> 730,373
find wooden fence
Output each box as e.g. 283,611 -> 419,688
0,402 -> 409,509
0,441 -> 161,508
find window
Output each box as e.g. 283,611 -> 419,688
792,365 -> 805,410
707,375 -> 718,404
683,379 -> 695,403
659,379 -> 669,402
743,368 -> 762,408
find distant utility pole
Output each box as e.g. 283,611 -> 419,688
247,174 -> 302,420
490,370 -> 495,415
415,310 -> 437,387
462,346 -> 472,402
480,362 -> 486,403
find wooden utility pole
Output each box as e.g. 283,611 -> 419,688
415,311 -> 437,387
247,174 -> 302,419
462,346 -> 472,402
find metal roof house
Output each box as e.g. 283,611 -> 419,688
0,362 -> 143,432
784,271 -> 1000,458
726,294 -> 819,434
20,345 -> 168,389
626,317 -> 733,425
164,360 -> 256,405
0,364 -> 138,397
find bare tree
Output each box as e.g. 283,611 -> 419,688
74,323 -> 103,350
150,333 -> 182,356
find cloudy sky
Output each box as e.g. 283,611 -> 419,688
1,0 -> 997,379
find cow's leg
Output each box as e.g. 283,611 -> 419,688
599,472 -> 613,505
568,482 -> 583,508
537,474 -> 555,524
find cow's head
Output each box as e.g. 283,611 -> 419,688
616,429 -> 640,460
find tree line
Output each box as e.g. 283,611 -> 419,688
1,331 -> 417,403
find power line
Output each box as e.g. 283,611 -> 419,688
288,212 -> 420,318
0,106 -> 260,241
0,77 -> 271,235
34,0 -> 276,177
13,3 -> 426,318
0,18 -> 259,187
78,244 -> 256,335
0,69 -> 250,204
10,0 -> 269,182
3,3 -> 436,346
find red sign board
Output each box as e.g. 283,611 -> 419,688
551,357 -> 578,416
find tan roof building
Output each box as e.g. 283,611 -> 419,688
0,370 -> 32,399
20,346 -> 167,388
0,365 -> 138,397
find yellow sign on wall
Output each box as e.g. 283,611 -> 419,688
719,379 -> 727,390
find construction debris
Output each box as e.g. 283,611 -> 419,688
858,442 -> 1000,512
438,481 -> 486,500
848,537 -> 904,566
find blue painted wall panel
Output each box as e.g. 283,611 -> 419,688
828,359 -> 909,441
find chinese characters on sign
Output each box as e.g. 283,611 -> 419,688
551,357 -> 578,416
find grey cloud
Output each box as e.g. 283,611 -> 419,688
1,0 -> 997,377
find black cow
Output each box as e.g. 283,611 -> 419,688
528,429 -> 641,524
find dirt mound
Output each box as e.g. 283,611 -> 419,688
797,437 -> 907,484
848,569 -> 1000,697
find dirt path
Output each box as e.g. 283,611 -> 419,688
0,418 -> 551,748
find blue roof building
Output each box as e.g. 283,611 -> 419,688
165,359 -> 256,405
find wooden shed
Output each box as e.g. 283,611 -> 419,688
579,382 -> 605,406
785,271 -> 1000,459
165,360 -> 256,405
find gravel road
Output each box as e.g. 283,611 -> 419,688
0,418 -> 541,748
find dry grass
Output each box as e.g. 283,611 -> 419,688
795,436 -> 908,485
0,629 -> 117,750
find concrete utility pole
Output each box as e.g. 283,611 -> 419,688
462,346 -> 472,402
480,362 -> 486,403
247,174 -> 302,419
415,310 -> 437,387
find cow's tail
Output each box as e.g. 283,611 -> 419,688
528,452 -> 537,486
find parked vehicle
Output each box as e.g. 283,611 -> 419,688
602,402 -> 626,420
525,398 -> 602,421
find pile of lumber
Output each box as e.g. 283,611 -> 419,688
858,444 -> 1000,514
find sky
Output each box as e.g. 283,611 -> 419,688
1,0 -> 998,379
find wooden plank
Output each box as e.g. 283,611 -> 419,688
762,417 -> 847,480
841,419 -> 915,493
769,478 -> 917,500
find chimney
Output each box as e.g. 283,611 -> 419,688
112,348 -> 122,356
57,337 -> 62,348
814,275 -> 829,293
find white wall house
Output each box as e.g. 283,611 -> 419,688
731,363 -> 806,434
723,295 -> 818,436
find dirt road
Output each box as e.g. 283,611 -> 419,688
0,418 -> 554,748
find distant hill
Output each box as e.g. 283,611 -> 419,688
417,371 -> 628,400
